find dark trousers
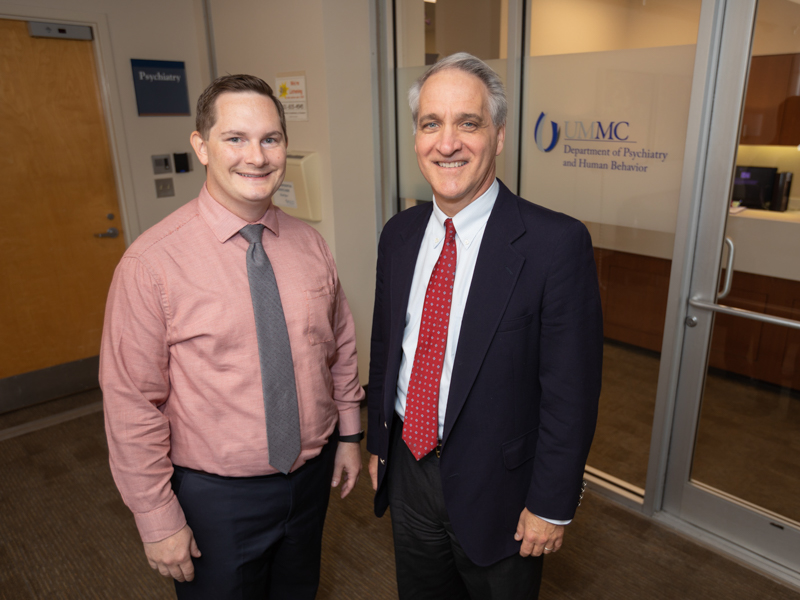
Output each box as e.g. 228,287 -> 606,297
388,418 -> 542,600
171,436 -> 337,600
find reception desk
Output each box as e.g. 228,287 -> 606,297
587,212 -> 800,390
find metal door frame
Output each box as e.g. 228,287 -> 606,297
656,0 -> 800,585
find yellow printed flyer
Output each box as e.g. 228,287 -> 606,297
275,74 -> 307,121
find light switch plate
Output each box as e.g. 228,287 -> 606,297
155,178 -> 175,198
152,154 -> 172,174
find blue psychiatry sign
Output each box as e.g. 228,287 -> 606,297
131,59 -> 190,116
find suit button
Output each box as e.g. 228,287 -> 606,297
380,458 -> 385,465
384,421 -> 388,429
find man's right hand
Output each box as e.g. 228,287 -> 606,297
369,454 -> 379,491
143,524 -> 202,582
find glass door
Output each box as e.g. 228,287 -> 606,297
392,0 -> 520,211
520,0 -> 704,500
663,0 -> 800,575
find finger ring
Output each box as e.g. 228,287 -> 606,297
544,547 -> 552,551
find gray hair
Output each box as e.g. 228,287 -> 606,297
408,52 -> 507,132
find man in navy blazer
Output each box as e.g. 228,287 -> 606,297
367,53 -> 603,599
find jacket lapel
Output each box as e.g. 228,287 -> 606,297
442,183 -> 526,443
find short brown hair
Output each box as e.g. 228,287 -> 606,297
195,74 -> 288,142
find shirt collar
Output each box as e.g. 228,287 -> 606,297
430,179 -> 499,250
198,183 -> 281,243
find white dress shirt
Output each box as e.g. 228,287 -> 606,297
394,180 -> 497,436
394,179 -> 570,526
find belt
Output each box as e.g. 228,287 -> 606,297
172,464 -> 284,480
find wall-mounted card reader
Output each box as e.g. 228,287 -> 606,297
173,152 -> 192,173
272,151 -> 321,222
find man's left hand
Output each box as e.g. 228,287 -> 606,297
331,441 -> 362,498
514,508 -> 564,557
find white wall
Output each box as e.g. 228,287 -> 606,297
209,0 -> 378,384
396,0 -> 425,67
321,0 -> 380,387
529,0 -> 701,56
753,0 -> 800,56
0,0 -> 210,243
525,0 -> 800,58
436,0 -> 503,61
210,0 -> 336,244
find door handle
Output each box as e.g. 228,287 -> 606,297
95,227 -> 119,238
717,237 -> 734,299
689,298 -> 800,331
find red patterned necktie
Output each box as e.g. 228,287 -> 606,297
403,218 -> 457,460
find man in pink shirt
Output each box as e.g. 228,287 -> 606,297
100,74 -> 365,599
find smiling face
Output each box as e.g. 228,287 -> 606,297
190,91 -> 287,222
414,69 -> 505,216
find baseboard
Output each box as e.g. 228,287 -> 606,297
0,356 -> 99,414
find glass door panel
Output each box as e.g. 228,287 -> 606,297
666,0 -> 800,576
688,0 -> 800,535
693,314 -> 800,523
521,0 -> 702,494
394,0 -> 509,210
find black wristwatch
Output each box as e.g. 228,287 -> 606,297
339,430 -> 364,443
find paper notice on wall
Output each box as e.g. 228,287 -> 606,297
275,74 -> 308,121
273,182 -> 298,209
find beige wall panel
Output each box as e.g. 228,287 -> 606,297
209,0 -> 378,384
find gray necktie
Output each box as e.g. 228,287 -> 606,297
240,224 -> 301,474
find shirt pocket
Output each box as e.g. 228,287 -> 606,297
305,286 -> 336,345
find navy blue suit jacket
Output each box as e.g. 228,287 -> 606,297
367,180 -> 603,566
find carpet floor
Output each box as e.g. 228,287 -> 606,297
587,340 -> 800,525
1,400 -> 799,599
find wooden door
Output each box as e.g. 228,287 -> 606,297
0,19 -> 126,381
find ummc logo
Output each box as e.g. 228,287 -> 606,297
535,111 -> 632,152
534,112 -> 560,152
565,120 -> 629,141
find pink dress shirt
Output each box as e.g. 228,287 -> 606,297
100,185 -> 364,543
